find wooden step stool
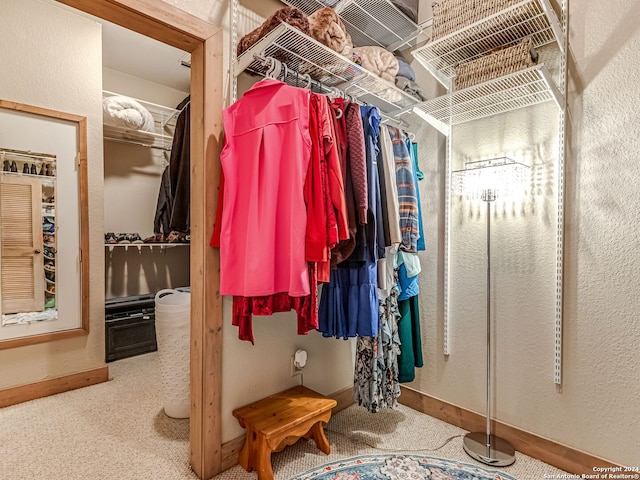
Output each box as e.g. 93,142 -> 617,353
232,385 -> 337,480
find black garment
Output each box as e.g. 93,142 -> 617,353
154,166 -> 172,235
169,96 -> 191,233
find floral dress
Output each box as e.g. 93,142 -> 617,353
353,273 -> 401,413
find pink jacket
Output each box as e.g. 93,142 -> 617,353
218,79 -> 312,297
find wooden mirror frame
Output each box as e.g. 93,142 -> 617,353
0,100 -> 90,349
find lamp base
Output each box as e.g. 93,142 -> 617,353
463,432 -> 516,467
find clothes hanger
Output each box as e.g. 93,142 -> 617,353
280,63 -> 289,82
301,73 -> 312,89
328,87 -> 343,119
264,57 -> 276,78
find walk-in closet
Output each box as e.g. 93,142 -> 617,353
99,19 -> 192,362
1,0 -> 639,479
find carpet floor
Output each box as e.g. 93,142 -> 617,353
0,352 -> 570,479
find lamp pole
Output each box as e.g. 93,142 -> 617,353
462,188 -> 516,466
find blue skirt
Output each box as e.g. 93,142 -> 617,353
318,260 -> 379,339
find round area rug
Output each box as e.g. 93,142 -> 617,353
288,454 -> 518,480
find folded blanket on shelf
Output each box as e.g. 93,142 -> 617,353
236,6 -> 309,57
391,0 -> 419,23
395,76 -> 425,101
103,96 -> 155,133
352,46 -> 399,83
396,56 -> 416,81
308,7 -> 353,57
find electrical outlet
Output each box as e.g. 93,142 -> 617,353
290,355 -> 302,377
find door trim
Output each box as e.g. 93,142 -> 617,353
54,2 -> 223,477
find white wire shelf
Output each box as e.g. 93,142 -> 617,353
405,65 -> 562,135
103,125 -> 174,151
104,243 -> 190,251
0,170 -> 56,184
281,0 -> 427,50
102,91 -> 179,151
234,23 -> 419,114
413,0 -> 564,87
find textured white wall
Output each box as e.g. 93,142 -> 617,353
0,0 -> 105,387
407,0 -> 640,466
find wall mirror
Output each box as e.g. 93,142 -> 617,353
0,100 -> 89,349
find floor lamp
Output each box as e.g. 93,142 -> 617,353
452,158 -> 530,467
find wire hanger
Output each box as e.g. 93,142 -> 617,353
280,63 -> 289,82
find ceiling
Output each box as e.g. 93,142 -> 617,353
100,20 -> 191,93
48,0 -> 192,93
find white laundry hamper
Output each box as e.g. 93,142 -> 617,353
155,289 -> 191,418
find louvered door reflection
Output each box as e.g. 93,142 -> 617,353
0,176 -> 45,314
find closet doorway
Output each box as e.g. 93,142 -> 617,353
100,21 -> 191,346
55,1 -> 223,478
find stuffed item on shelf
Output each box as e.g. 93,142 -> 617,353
395,56 -> 416,81
102,95 -> 155,133
391,0 -> 419,23
237,6 -> 309,58
352,46 -> 399,83
307,7 -> 353,57
396,76 -> 425,100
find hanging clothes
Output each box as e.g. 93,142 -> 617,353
387,126 -> 418,253
397,294 -> 424,382
330,100 -> 368,267
169,96 -> 191,233
397,251 -> 420,301
318,105 -> 384,340
354,274 -> 402,413
379,126 -> 402,246
153,166 -> 172,237
406,136 -> 426,252
306,93 -> 349,283
217,79 -> 311,297
318,260 -> 379,339
361,105 -> 386,263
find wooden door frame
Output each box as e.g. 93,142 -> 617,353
56,1 -> 223,478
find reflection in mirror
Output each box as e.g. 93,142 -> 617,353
0,100 -> 89,349
0,149 -> 57,325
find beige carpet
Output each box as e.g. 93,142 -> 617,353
0,353 -> 569,479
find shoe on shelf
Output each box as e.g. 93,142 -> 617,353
115,233 -> 130,244
129,233 -> 144,244
143,233 -> 165,243
43,234 -> 55,245
104,232 -> 117,244
3,160 -> 10,172
45,295 -> 56,309
44,245 -> 56,257
166,231 -> 190,243
31,164 -> 37,175
42,216 -> 55,233
22,163 -> 29,174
